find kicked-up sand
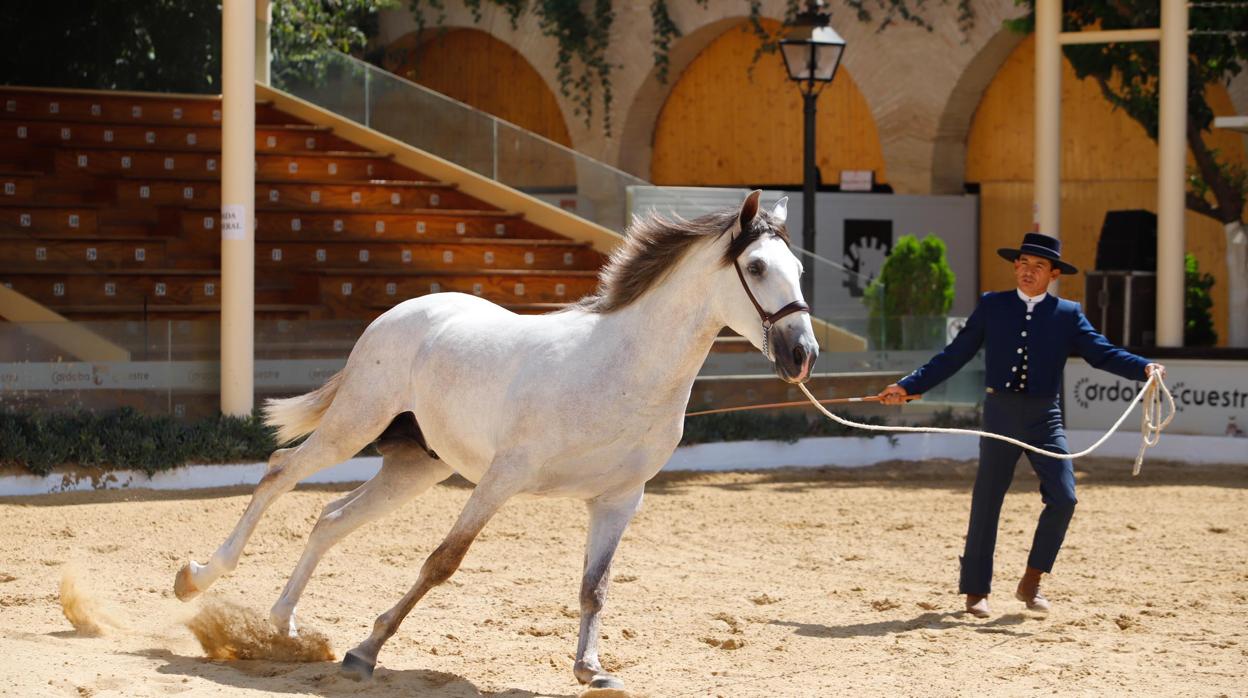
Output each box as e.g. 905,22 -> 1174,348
0,458 -> 1244,696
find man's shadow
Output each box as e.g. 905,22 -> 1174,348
772,611 -> 1033,639
134,648 -> 574,697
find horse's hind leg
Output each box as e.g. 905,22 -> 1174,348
270,443 -> 452,636
174,400 -> 390,601
340,465 -> 522,681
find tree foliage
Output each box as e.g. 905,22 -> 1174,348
0,0 -> 392,94
1007,1 -> 1248,226
1185,252 -> 1218,346
864,234 -> 956,350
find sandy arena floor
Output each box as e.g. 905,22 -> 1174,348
0,458 -> 1244,697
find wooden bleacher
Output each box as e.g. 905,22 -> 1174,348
0,87 -> 607,326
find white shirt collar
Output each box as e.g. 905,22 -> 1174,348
1017,288 -> 1047,308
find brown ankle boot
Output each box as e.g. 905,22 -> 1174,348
965,594 -> 990,618
1015,566 -> 1052,613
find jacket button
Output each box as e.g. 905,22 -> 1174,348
1026,314 -> 1032,320
1017,348 -> 1023,354
1021,331 -> 1027,337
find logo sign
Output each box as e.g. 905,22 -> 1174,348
1065,358 -> 1248,438
946,316 -> 968,344
0,359 -> 346,392
840,169 -> 874,192
221,204 -> 246,241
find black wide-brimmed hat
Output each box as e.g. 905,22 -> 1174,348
997,232 -> 1078,274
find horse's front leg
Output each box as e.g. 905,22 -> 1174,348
574,487 -> 644,690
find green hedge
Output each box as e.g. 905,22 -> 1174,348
0,409 -> 276,476
0,405 -> 982,476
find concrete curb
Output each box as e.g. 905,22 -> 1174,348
2,431 -> 1243,497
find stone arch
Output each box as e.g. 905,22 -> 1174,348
616,17 -> 742,181
381,27 -> 572,147
929,25 -> 1025,194
649,18 -> 886,188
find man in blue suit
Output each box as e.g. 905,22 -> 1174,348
878,233 -> 1165,617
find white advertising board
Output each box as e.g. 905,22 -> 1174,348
0,359 -> 345,393
1064,358 -> 1248,440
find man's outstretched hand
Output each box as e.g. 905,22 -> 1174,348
877,383 -> 909,406
1145,363 -> 1167,380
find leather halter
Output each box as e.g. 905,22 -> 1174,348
733,250 -> 810,359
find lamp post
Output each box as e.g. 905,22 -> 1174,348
780,1 -> 845,309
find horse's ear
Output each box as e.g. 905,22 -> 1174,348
738,189 -> 762,230
770,196 -> 789,224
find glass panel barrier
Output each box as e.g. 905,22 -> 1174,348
273,50 -> 648,233
2,310 -> 980,421
690,256 -> 983,419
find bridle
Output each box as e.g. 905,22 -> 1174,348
732,242 -> 809,360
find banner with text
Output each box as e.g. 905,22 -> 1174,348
1064,358 -> 1248,438
0,359 -> 345,393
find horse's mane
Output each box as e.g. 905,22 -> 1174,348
576,204 -> 790,314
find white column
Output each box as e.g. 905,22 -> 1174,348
255,0 -> 271,86
1034,0 -> 1061,245
1156,0 -> 1188,347
221,0 -> 256,415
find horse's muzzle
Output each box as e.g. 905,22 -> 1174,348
772,329 -> 818,384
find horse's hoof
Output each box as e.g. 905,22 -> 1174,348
173,562 -> 201,601
590,674 -> 625,690
340,651 -> 375,682
270,609 -> 297,638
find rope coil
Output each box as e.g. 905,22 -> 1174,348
797,373 -> 1175,475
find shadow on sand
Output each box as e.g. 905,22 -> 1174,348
771,610 -> 1033,640
135,648 -> 576,697
644,458 -> 1248,497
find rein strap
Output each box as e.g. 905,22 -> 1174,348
733,258 -> 809,357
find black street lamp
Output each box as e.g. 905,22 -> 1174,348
780,1 -> 846,309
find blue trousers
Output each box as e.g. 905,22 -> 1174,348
959,392 -> 1078,595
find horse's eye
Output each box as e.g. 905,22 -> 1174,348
747,261 -> 765,276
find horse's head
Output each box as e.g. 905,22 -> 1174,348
718,190 -> 818,384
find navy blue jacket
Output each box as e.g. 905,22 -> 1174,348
897,291 -> 1151,397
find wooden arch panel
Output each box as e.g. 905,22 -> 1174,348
967,34 -> 1246,342
384,28 -> 572,148
651,19 -> 886,187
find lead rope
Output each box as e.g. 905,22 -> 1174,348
796,373 -> 1175,475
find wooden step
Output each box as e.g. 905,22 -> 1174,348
0,89 -> 293,127
314,268 -> 598,310
254,239 -> 601,271
0,204 -> 100,235
114,177 -> 484,210
177,207 -> 545,241
0,120 -> 363,153
0,171 -> 38,201
360,301 -> 572,319
0,268 -> 297,307
0,237 -> 167,269
50,303 -> 318,322
54,147 -> 402,181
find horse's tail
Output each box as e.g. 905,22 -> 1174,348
262,371 -> 345,444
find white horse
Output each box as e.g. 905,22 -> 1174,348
172,190 -> 818,690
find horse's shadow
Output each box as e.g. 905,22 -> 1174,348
772,611 -> 1033,639
133,648 -> 574,697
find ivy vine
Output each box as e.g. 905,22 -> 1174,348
403,0 -> 975,134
